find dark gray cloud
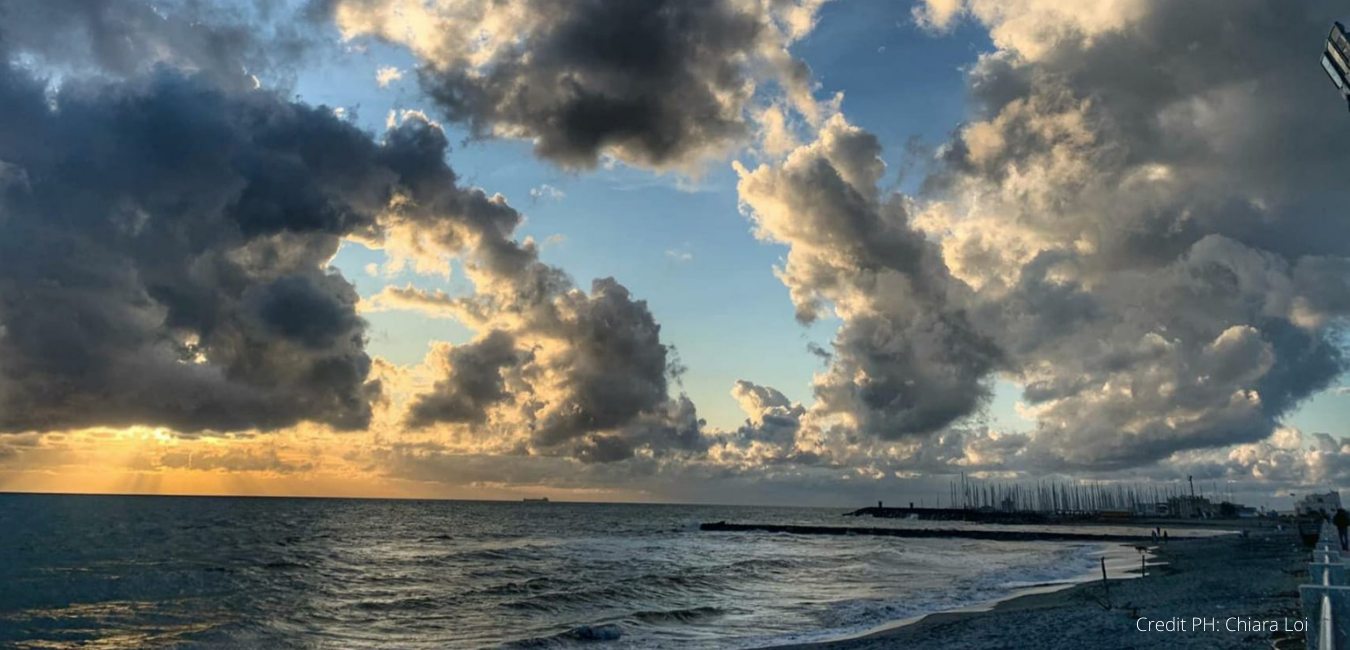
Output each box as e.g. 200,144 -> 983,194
805,341 -> 832,363
406,330 -> 524,427
326,0 -> 825,170
0,3 -> 577,436
574,395 -> 706,464
0,66 -> 390,433
418,0 -> 757,169
532,278 -> 679,447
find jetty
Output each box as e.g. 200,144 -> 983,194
699,521 -> 1157,543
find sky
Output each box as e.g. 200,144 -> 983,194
1,0 -> 1350,508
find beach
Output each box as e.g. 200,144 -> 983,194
779,528 -> 1308,650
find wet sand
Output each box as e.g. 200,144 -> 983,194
775,528 -> 1308,650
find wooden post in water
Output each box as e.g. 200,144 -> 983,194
1101,557 -> 1111,609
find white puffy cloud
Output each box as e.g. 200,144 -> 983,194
529,184 -> 565,203
375,65 -> 404,87
913,0 -> 1149,61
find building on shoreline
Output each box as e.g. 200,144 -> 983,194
1167,495 -> 1218,519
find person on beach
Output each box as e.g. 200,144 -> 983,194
1334,508 -> 1350,551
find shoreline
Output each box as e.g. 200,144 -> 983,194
761,541 -> 1147,648
766,528 -> 1305,650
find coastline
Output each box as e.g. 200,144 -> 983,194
768,528 -> 1306,650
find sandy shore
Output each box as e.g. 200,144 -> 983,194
775,528 -> 1308,650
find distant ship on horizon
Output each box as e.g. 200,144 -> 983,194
523,497 -> 550,503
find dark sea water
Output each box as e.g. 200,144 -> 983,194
0,494 -> 1110,649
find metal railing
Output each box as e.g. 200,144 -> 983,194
1303,523 -> 1349,650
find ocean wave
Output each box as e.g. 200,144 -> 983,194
631,606 -> 726,625
499,570 -> 730,614
503,623 -> 624,648
447,543 -> 557,563
477,576 -> 567,596
258,560 -> 310,571
354,595 -> 447,612
815,597 -> 929,630
723,557 -> 802,573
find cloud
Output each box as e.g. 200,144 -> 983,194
722,0 -> 1350,479
0,67 -> 590,437
406,330 -> 525,426
0,0 -> 314,89
529,184 -> 565,203
396,274 -> 708,462
375,65 -> 404,87
159,446 -> 314,474
805,342 -> 832,363
349,121 -> 706,463
665,248 -> 693,263
0,4 -> 704,449
0,66 -> 389,433
7,0 -> 1350,498
906,0 -> 1350,469
361,285 -> 462,319
324,0 -> 834,170
1154,426 -> 1350,493
911,0 -> 1149,61
478,0 -> 1350,483
735,115 -> 1002,440
726,380 -> 805,449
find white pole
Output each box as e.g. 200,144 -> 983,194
1321,593 -> 1335,650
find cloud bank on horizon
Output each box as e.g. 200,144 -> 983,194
2,0 -> 1350,502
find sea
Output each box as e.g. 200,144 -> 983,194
0,494 -> 1122,649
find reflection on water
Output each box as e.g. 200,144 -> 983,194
2,600 -> 229,649
0,494 -> 1128,649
